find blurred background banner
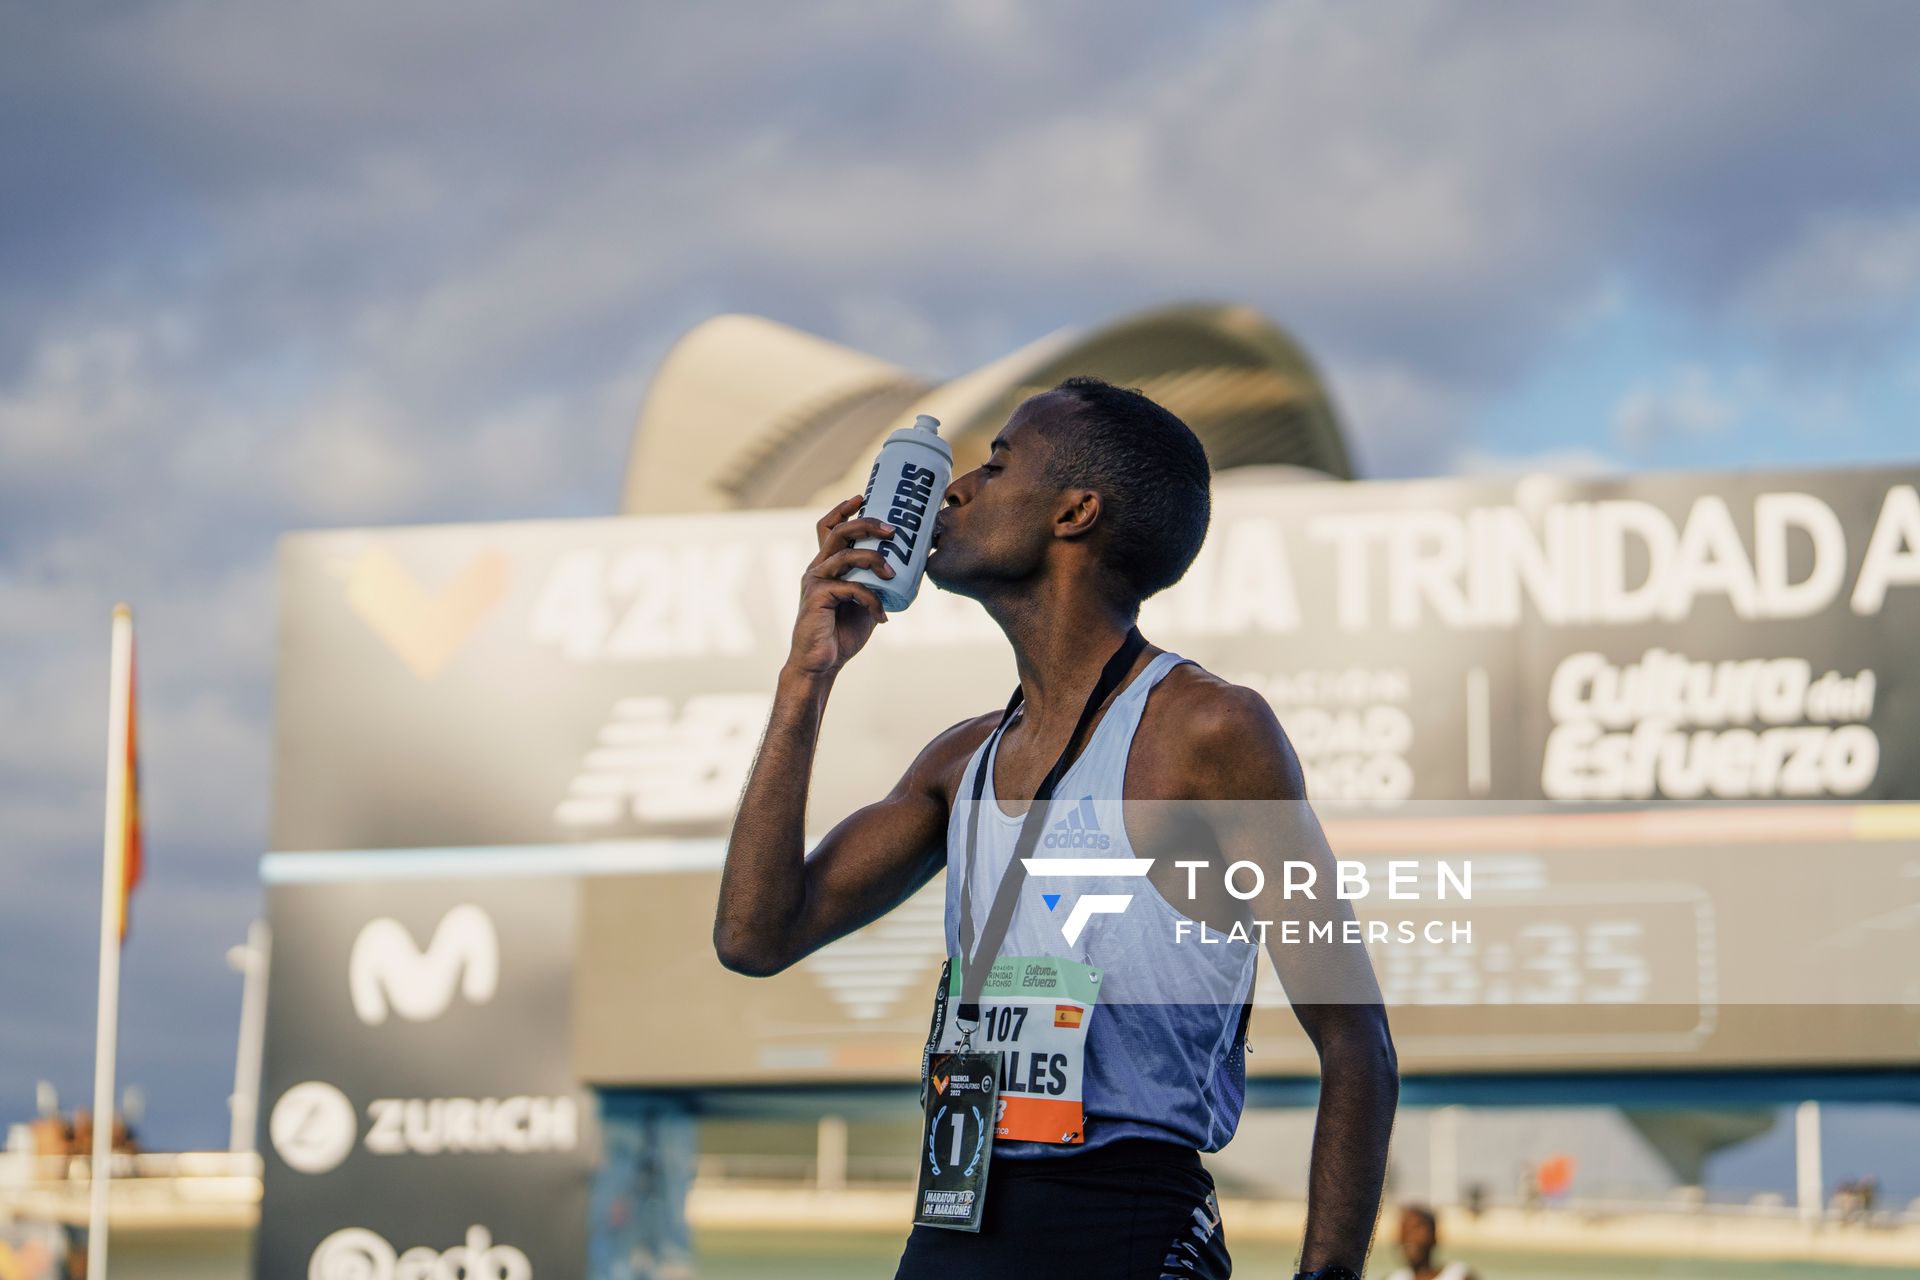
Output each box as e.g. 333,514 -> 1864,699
260,463 -> 1920,1100
254,877 -> 592,1279
273,465 -> 1920,851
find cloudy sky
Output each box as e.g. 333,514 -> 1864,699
5,0 -> 1920,1176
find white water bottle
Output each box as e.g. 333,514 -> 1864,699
843,414 -> 953,611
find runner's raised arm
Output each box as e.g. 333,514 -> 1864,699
713,494 -> 982,976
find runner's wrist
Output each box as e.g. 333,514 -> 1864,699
776,660 -> 837,700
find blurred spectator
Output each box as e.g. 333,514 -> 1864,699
26,1116 -> 71,1159
63,1111 -> 138,1163
1386,1204 -> 1477,1280
22,1111 -> 138,1175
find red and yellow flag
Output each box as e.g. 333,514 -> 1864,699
114,612 -> 143,943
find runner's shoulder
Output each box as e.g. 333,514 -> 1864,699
911,710 -> 1006,804
1144,661 -> 1305,800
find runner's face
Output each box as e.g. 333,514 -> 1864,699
925,395 -> 1068,601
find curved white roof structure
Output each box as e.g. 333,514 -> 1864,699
621,302 -> 1353,515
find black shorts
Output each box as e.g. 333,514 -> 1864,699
894,1137 -> 1232,1280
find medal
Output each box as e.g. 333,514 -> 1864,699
912,1049 -> 998,1231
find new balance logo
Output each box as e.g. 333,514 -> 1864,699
555,693 -> 769,828
349,905 -> 499,1027
1041,794 -> 1112,850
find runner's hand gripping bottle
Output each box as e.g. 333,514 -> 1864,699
842,414 -> 952,611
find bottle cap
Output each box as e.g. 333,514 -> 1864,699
913,414 -> 942,436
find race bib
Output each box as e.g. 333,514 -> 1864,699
930,955 -> 1101,1145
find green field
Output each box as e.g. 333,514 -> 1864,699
693,1230 -> 1913,1279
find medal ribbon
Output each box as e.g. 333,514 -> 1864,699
955,624 -> 1148,1030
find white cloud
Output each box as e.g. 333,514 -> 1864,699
1451,445 -> 1622,478
1611,365 -> 1743,450
1319,358 -> 1472,478
830,294 -> 953,375
1739,207 -> 1920,329
0,330 -> 162,467
273,388 -> 431,520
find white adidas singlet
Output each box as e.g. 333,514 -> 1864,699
941,649 -> 1259,1158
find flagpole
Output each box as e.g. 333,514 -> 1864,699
89,604 -> 134,1280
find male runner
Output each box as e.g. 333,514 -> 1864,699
715,377 -> 1398,1279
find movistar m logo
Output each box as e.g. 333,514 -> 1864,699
349,905 -> 499,1026
1041,795 -> 1111,850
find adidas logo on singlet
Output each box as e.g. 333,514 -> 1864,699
1042,795 -> 1112,850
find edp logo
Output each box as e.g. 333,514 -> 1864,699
309,1224 -> 531,1280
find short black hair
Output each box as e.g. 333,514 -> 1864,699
1039,375 -> 1212,610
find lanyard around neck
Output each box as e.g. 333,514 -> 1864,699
955,624 -> 1148,1027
